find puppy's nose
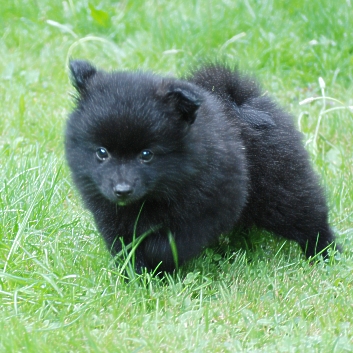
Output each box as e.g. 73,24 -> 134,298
113,183 -> 133,197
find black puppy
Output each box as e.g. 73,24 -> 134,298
65,60 -> 338,272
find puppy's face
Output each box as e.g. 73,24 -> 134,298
86,147 -> 168,207
65,61 -> 202,206
77,119 -> 183,207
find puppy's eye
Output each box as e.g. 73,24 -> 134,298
140,149 -> 154,162
96,147 -> 109,161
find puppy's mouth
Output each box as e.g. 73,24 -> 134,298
116,199 -> 130,207
115,194 -> 136,207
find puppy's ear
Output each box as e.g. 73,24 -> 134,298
69,60 -> 97,92
166,86 -> 203,125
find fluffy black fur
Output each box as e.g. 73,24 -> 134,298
65,60 -> 338,272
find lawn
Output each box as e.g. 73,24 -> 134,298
1,0 -> 353,352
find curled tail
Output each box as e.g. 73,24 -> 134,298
188,64 -> 262,106
189,64 -> 276,129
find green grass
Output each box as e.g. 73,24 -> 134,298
1,0 -> 353,351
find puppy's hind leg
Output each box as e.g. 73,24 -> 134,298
297,225 -> 340,260
272,220 -> 339,260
